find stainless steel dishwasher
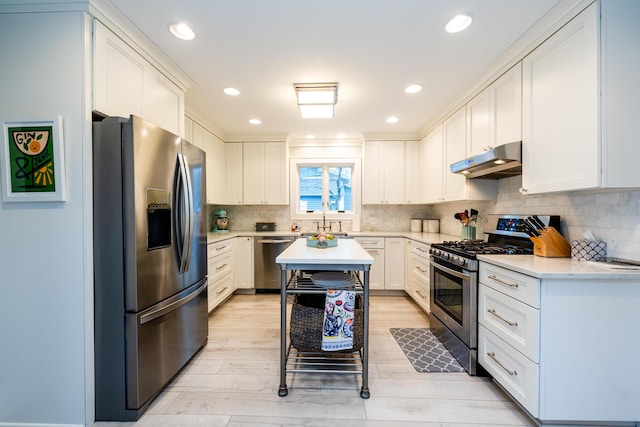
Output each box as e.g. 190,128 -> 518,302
254,236 -> 295,291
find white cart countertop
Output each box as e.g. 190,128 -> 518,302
276,238 -> 373,266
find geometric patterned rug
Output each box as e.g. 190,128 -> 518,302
390,328 -> 466,373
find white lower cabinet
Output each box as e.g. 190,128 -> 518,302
234,236 -> 254,289
353,237 -> 384,290
478,260 -> 640,424
207,238 -> 235,312
478,324 -> 539,416
406,240 -> 430,312
384,238 -> 404,290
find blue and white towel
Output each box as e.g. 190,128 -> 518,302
322,290 -> 356,351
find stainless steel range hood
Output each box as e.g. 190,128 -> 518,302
450,141 -> 522,179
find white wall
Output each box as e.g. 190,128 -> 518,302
0,10 -> 92,427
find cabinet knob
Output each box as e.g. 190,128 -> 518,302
519,187 -> 528,194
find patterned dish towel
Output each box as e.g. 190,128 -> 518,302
322,290 -> 356,351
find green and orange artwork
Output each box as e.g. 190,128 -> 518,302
7,125 -> 56,193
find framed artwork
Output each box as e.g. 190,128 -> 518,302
1,116 -> 66,202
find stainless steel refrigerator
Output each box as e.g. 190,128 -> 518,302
93,116 -> 208,421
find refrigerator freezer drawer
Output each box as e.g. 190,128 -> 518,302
125,280 -> 208,409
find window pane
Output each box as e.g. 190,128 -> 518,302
299,166 -> 323,211
328,166 -> 352,211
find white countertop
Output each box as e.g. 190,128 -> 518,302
276,238 -> 373,266
477,254 -> 640,280
207,230 -> 459,245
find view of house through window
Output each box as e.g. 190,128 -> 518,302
298,165 -> 352,212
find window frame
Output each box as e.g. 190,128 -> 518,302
289,157 -> 361,221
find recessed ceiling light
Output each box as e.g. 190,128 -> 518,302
249,119 -> 261,125
386,116 -> 399,124
224,87 -> 240,96
445,13 -> 473,33
405,84 -> 422,94
169,23 -> 195,40
305,134 -> 316,139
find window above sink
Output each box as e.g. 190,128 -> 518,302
289,157 -> 362,222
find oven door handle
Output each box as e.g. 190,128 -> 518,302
430,260 -> 471,280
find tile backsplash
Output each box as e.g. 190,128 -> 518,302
211,176 -> 640,260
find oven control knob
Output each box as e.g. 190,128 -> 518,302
433,249 -> 440,257
443,253 -> 450,260
457,257 -> 466,267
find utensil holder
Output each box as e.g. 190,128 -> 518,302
461,226 -> 476,240
530,227 -> 571,257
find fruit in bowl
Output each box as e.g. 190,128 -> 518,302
307,232 -> 335,241
306,232 -> 337,248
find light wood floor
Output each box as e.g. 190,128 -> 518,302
95,293 -> 534,426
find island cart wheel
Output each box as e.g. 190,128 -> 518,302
278,385 -> 288,397
360,387 -> 370,399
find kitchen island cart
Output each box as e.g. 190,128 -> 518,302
276,238 -> 373,398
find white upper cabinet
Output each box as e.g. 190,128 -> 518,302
490,63 -> 522,147
424,111 -> 497,204
521,1 -> 640,194
225,143 -> 243,205
243,142 -> 288,205
443,106 -> 468,201
93,21 -> 184,135
423,124 -> 444,202
521,3 -> 599,194
467,63 -> 522,157
466,88 -> 491,157
191,121 -> 225,204
404,140 -> 424,204
363,141 -> 405,204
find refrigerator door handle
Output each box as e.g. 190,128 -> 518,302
173,153 -> 188,274
182,155 -> 194,272
174,153 -> 193,274
138,280 -> 207,325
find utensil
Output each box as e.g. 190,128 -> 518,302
531,215 -> 546,229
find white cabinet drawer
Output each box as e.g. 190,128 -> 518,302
208,252 -> 233,283
208,239 -> 233,258
409,274 -> 430,312
410,255 -> 430,282
410,240 -> 430,258
479,325 -> 539,418
479,262 -> 540,308
208,273 -> 233,312
479,284 -> 540,362
353,237 -> 384,249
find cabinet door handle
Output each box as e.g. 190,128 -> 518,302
487,308 -> 518,326
216,263 -> 228,271
360,241 -> 378,245
415,290 -> 427,299
415,266 -> 427,274
367,249 -> 379,254
487,352 -> 517,376
416,247 -> 428,253
216,245 -> 228,251
488,274 -> 519,288
216,286 -> 228,295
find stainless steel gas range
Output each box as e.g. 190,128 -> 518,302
429,214 -> 560,375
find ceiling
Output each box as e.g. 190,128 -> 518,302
106,0 -> 561,141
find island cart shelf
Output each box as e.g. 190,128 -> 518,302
275,238 -> 373,399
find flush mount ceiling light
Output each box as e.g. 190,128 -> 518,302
405,84 -> 423,94
293,83 -> 338,119
249,118 -> 261,125
445,13 -> 474,33
224,87 -> 240,96
169,23 -> 195,40
386,116 -> 399,124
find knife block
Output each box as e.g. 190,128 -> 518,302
529,227 -> 571,258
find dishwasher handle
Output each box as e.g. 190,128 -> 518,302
256,239 -> 294,244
